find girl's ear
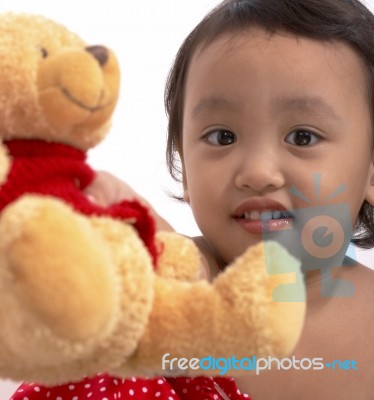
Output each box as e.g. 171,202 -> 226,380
366,174 -> 374,205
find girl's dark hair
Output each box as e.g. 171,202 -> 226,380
164,0 -> 374,249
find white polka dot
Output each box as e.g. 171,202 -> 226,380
170,389 -> 176,394
168,397 -> 174,400
155,392 -> 161,397
99,378 -> 105,383
56,397 -> 62,400
185,379 -> 191,383
46,392 -> 51,398
142,387 -> 148,393
129,389 -> 134,396
214,395 -> 219,400
237,389 -> 241,394
17,389 -> 23,393
131,377 -> 137,382
114,379 -> 118,385
33,387 -> 41,392
243,395 -> 250,398
22,397 -> 29,400
87,393 -> 92,398
100,387 -> 106,392
72,397 -> 79,400
157,379 -> 164,385
118,393 -> 121,398
69,384 -> 75,390
182,388 -> 188,394
85,384 -> 91,389
102,398 -> 108,400
196,385 -> 201,391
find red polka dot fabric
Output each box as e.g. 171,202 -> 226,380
10,374 -> 252,400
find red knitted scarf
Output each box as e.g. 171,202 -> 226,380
0,139 -> 158,266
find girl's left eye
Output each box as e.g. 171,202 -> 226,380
203,130 -> 237,146
285,129 -> 321,146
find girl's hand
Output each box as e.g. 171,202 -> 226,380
85,171 -> 209,280
84,171 -> 174,231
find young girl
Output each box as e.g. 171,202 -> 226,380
11,0 -> 374,399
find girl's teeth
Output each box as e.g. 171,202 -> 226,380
242,211 -> 260,220
241,210 -> 292,220
261,210 -> 273,221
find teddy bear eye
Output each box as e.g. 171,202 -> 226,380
40,47 -> 48,58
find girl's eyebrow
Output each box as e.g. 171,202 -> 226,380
272,95 -> 340,120
191,96 -> 241,117
191,95 -> 340,120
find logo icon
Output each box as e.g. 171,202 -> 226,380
264,173 -> 356,299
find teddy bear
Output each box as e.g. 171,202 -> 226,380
0,13 -> 306,385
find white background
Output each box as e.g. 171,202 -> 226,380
0,0 -> 373,397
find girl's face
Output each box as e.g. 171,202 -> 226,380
181,29 -> 374,265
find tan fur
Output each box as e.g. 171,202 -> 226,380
0,13 -> 305,384
0,145 -> 9,184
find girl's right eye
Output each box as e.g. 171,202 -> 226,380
203,130 -> 236,146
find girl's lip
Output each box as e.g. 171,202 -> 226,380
235,217 -> 293,234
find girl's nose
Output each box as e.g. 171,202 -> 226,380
234,149 -> 285,193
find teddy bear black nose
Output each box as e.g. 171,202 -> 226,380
85,45 -> 109,66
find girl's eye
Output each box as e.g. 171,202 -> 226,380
285,129 -> 320,146
204,130 -> 236,146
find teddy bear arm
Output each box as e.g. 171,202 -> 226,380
113,241 -> 306,378
156,231 -> 203,282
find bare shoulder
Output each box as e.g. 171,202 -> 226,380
340,261 -> 374,370
336,260 -> 374,321
347,261 -> 374,303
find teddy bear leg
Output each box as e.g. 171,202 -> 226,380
0,194 -> 154,384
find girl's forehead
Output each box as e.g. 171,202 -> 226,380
188,28 -> 369,96
193,28 -> 356,62
183,28 -> 372,136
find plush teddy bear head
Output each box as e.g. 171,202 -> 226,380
0,13 -> 120,150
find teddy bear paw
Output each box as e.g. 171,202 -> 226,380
0,195 -> 119,347
213,241 -> 306,357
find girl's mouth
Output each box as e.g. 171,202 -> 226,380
232,198 -> 294,234
235,210 -> 293,234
